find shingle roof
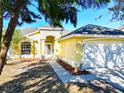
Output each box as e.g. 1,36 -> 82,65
61,24 -> 124,38
61,29 -> 72,36
21,25 -> 63,36
21,28 -> 38,35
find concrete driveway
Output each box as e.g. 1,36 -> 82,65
88,67 -> 124,92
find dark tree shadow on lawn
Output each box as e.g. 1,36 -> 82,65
65,80 -> 121,93
0,62 -> 68,93
0,62 -> 122,93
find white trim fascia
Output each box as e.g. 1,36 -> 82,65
24,27 -> 61,37
83,37 -> 124,43
59,34 -> 124,41
22,35 -> 33,41
26,30 -> 40,36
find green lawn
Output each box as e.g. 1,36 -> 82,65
0,61 -> 120,93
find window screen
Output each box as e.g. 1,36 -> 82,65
21,42 -> 31,55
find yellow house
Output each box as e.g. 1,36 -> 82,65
11,24 -> 124,69
18,26 -> 62,59
59,24 -> 124,69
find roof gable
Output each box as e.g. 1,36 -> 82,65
61,24 -> 124,38
21,25 -> 63,36
21,28 -> 38,36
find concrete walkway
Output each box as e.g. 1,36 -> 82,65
48,61 -> 124,92
48,61 -> 98,84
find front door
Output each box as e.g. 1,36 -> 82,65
45,43 -> 53,58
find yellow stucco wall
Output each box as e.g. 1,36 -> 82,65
59,38 -> 77,62
59,36 -> 124,64
59,37 -> 93,62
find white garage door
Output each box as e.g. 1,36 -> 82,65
82,42 -> 124,69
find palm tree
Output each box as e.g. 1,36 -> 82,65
0,0 -> 110,75
0,1 -> 3,50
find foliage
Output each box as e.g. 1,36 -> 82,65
37,0 -> 110,27
109,0 -> 124,22
2,0 -> 110,27
2,29 -> 23,55
11,29 -> 23,55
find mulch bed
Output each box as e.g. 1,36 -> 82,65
57,59 -> 91,76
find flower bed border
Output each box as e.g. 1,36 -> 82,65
57,59 -> 91,76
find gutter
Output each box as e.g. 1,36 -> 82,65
59,34 -> 124,41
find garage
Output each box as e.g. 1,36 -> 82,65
82,39 -> 124,69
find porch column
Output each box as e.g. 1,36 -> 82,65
41,39 -> 45,57
37,39 -> 42,58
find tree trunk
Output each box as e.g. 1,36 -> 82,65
0,1 -> 3,50
0,13 -> 19,75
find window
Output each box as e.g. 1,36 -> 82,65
21,42 -> 31,55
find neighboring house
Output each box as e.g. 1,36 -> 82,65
13,24 -> 124,69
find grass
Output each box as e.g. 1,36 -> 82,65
0,60 -> 121,93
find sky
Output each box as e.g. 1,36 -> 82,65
3,1 -> 123,31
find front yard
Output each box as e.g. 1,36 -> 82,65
0,61 -> 121,93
